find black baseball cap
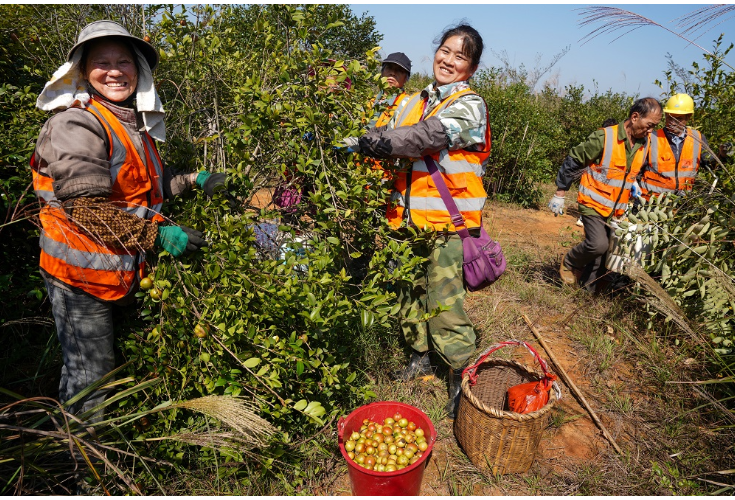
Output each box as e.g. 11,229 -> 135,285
382,52 -> 411,75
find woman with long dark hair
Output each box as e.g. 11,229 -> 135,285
343,24 -> 491,418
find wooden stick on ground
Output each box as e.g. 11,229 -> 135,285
522,314 -> 623,455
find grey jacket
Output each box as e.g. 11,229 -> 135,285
33,99 -> 193,201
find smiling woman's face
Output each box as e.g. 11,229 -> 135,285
433,35 -> 476,86
84,39 -> 138,102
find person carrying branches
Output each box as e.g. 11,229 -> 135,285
575,117 -> 619,228
548,98 -> 662,292
31,20 -> 228,422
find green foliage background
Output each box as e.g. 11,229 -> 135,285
0,3 -> 733,493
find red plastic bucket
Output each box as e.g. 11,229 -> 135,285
337,401 -> 436,496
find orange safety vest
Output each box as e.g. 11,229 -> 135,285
577,124 -> 649,218
386,89 -> 491,231
374,91 -> 407,128
640,127 -> 702,199
367,91 -> 407,183
31,97 -> 165,301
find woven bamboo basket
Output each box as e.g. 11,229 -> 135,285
453,341 -> 560,475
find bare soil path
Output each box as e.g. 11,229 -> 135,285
419,205 -> 606,495
323,202 -> 647,495
246,191 -> 716,495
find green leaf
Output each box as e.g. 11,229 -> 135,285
243,357 -> 261,368
302,401 -> 326,424
360,310 -> 375,329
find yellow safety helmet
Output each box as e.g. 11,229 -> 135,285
663,93 -> 694,115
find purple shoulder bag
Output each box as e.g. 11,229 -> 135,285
423,155 -> 506,291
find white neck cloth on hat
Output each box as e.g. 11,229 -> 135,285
36,44 -> 166,142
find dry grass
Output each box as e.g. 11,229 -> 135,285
173,395 -> 277,448
295,199 -> 735,496
0,388 -> 280,495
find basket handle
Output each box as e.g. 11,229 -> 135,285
462,340 -> 562,400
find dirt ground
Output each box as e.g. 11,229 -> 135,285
323,203 -> 634,495
247,190 -> 725,496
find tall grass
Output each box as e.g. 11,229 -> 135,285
0,364 -> 276,494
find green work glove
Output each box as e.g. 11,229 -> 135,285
155,225 -> 208,257
196,171 -> 228,198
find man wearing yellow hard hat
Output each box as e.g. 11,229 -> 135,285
638,93 -> 711,199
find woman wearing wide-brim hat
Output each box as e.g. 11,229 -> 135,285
31,20 -> 227,421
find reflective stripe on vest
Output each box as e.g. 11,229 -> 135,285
387,89 -> 490,231
369,92 -> 408,180
141,133 -> 165,218
33,97 -> 164,301
32,168 -> 55,203
375,91 -> 407,128
40,233 -> 136,271
640,128 -> 701,197
577,125 -> 649,218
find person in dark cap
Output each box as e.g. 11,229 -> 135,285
368,52 -> 412,128
32,20 -> 230,423
381,52 -> 411,92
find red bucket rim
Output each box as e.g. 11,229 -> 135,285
337,401 -> 436,477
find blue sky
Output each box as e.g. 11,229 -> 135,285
357,3 -> 735,98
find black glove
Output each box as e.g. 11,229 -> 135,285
181,225 -> 208,254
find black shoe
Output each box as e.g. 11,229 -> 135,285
445,367 -> 465,419
392,351 -> 432,382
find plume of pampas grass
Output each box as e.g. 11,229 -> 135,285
578,6 -> 735,72
172,395 -> 277,447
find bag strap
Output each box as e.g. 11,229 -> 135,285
423,155 -> 472,240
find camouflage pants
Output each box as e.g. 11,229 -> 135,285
398,234 -> 476,369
